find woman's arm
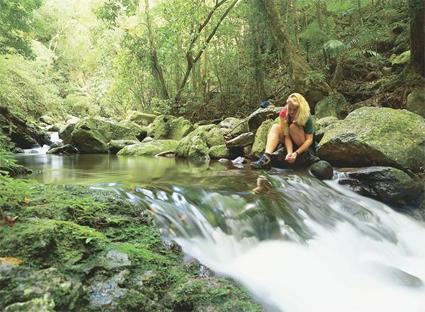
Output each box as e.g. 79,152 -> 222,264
294,133 -> 313,155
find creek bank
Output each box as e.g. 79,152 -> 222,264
0,176 -> 262,311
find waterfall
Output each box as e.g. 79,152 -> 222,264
130,173 -> 425,312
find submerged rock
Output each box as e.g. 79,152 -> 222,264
318,107 -> 425,172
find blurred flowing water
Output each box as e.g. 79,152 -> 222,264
18,154 -> 425,312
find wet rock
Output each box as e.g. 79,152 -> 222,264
247,107 -> 281,133
0,267 -> 83,311
47,144 -> 78,155
318,107 -> 425,172
309,160 -> 334,180
338,166 -> 423,206
100,250 -> 131,270
108,140 -> 139,154
4,294 -> 55,312
251,119 -> 275,157
117,140 -> 179,156
314,93 -> 347,119
89,270 -> 129,308
225,132 -> 255,148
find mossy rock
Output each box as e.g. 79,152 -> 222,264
318,107 -> 425,171
126,111 -> 156,126
117,140 -> 179,156
390,50 -> 410,65
0,219 -> 106,268
73,117 -> 140,142
209,145 -> 230,159
1,268 -> 83,311
251,119 -> 275,157
315,93 -> 347,119
406,89 -> 425,118
314,116 -> 340,142
219,117 -> 248,137
176,125 -> 221,161
149,115 -> 193,140
70,128 -> 108,154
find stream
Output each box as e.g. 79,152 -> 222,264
16,151 -> 425,312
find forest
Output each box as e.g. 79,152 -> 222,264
1,0 -> 425,311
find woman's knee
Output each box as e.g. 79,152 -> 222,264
270,123 -> 282,133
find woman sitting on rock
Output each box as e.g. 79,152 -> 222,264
251,93 -> 317,169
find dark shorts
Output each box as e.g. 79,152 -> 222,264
270,144 -> 319,168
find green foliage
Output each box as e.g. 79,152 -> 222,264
0,0 -> 42,56
0,54 -> 62,118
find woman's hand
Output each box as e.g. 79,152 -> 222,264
285,152 -> 297,163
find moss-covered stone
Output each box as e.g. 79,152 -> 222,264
315,93 -> 347,119
176,125 -> 223,161
0,177 -> 262,312
251,119 -> 275,157
117,140 -> 179,156
390,50 -> 410,65
209,145 -> 230,159
125,111 -> 156,126
318,107 -> 425,171
406,89 -> 425,118
149,115 -> 193,140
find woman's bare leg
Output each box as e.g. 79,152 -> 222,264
265,124 -> 283,154
289,123 -> 306,146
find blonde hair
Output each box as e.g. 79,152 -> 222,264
279,93 -> 310,135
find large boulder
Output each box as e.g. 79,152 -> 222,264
71,128 -> 108,154
225,132 -> 255,148
117,140 -> 179,156
406,89 -> 425,119
251,119 -> 275,157
0,106 -> 50,148
219,117 -> 249,138
314,116 -> 340,142
318,107 -> 425,172
108,140 -> 139,154
125,111 -> 156,126
149,115 -> 193,140
314,93 -> 347,119
176,125 -> 224,161
338,167 -> 423,206
247,107 -> 281,133
68,118 -> 144,154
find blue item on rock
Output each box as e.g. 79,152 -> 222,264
260,100 -> 270,108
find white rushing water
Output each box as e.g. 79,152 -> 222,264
23,132 -> 62,155
142,174 -> 425,312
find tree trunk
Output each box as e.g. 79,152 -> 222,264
173,0 -> 238,112
144,0 -> 169,99
260,0 -> 330,97
409,0 -> 425,76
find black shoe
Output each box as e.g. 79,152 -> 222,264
250,154 -> 271,169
